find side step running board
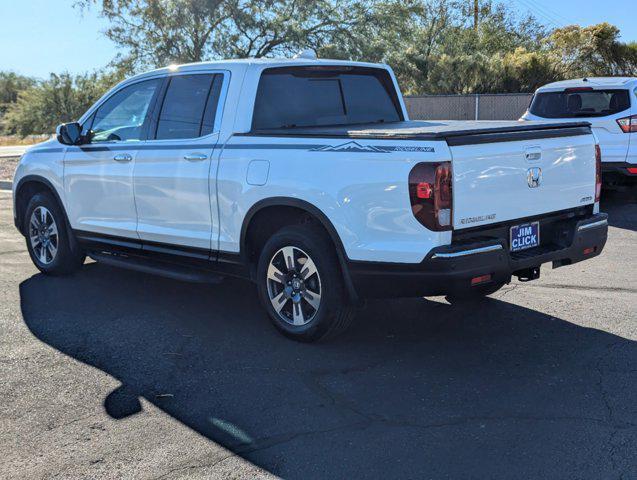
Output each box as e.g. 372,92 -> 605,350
89,252 -> 224,284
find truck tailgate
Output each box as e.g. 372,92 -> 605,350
451,133 -> 596,230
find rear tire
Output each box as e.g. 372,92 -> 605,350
445,281 -> 506,304
24,192 -> 85,275
256,224 -> 354,342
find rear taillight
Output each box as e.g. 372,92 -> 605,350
616,115 -> 637,133
627,167 -> 637,174
471,274 -> 492,286
595,144 -> 602,202
408,162 -> 452,231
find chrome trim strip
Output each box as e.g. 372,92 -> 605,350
431,244 -> 503,259
578,219 -> 608,231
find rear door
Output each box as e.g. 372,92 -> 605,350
133,72 -> 226,253
451,132 -> 596,230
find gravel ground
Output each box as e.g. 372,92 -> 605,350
0,186 -> 635,479
0,156 -> 19,184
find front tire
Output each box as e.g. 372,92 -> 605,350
256,224 -> 354,342
24,192 -> 85,275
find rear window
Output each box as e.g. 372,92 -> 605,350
155,74 -> 223,140
529,89 -> 630,118
251,66 -> 403,130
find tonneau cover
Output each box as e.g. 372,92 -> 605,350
246,120 -> 592,142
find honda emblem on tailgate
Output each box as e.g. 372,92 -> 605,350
527,167 -> 542,188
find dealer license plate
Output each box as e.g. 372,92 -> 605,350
510,222 -> 540,252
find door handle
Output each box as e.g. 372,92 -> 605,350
183,153 -> 208,161
113,153 -> 132,162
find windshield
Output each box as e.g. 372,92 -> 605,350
529,89 -> 631,118
251,66 -> 403,130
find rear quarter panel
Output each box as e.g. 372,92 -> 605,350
217,137 -> 451,263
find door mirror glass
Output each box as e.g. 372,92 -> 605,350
56,122 -> 84,145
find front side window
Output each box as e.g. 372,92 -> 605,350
251,66 -> 403,130
90,79 -> 161,142
529,89 -> 631,118
155,74 -> 223,140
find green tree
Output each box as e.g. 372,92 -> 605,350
77,0 -> 370,72
547,23 -> 637,77
0,72 -> 35,133
215,0 -> 371,58
76,0 -> 228,72
3,71 -> 122,136
321,0 -> 548,94
7,1 -> 637,137
321,0 -> 462,94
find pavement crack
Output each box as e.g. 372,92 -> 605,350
372,414 -> 636,431
498,284 -> 519,297
151,452 -> 239,480
524,283 -> 637,294
26,412 -> 99,442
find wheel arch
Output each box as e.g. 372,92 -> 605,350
14,175 -> 69,236
240,197 -> 358,302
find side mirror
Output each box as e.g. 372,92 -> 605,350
56,122 -> 84,145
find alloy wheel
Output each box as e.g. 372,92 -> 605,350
266,246 -> 322,326
29,206 -> 58,265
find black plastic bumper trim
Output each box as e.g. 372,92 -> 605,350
348,213 -> 608,298
601,162 -> 637,176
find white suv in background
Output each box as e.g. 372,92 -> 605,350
522,77 -> 637,187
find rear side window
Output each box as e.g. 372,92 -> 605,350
155,74 -> 223,140
251,67 -> 403,130
529,89 -> 630,118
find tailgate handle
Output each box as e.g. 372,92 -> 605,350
525,147 -> 542,163
113,153 -> 132,162
184,153 -> 208,161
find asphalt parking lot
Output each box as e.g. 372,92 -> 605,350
1,186 -> 635,479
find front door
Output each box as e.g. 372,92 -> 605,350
64,78 -> 163,238
133,73 -> 226,253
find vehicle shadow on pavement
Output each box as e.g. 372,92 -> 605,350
19,264 -> 637,479
602,188 -> 637,232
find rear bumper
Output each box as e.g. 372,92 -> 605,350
602,162 -> 637,183
348,213 -> 608,298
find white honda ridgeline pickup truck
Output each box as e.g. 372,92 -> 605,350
13,58 -> 608,341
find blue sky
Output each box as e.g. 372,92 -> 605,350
0,0 -> 635,78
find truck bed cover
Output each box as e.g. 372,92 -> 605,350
246,120 -> 592,146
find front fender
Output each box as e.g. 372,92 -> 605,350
12,141 -> 67,233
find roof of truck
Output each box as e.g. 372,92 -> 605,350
536,77 -> 637,92
131,58 -> 389,81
